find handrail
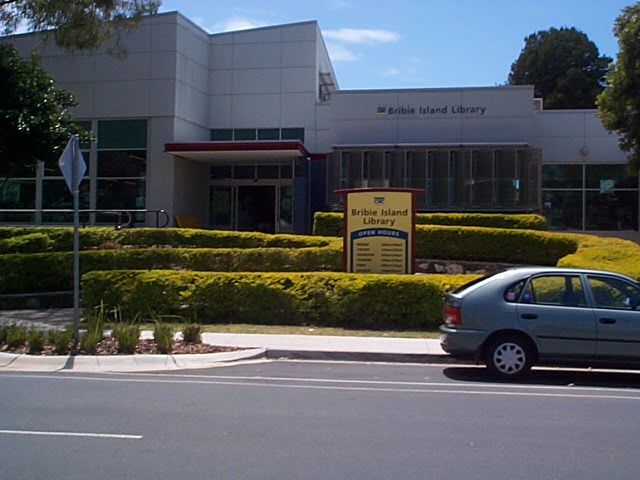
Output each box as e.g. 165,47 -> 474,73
0,209 -> 170,229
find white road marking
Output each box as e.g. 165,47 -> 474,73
2,372 -> 640,401
0,429 -> 142,439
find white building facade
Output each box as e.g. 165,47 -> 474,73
2,12 -> 637,235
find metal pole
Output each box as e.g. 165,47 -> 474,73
72,135 -> 81,345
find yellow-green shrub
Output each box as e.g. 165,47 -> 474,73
81,270 -> 473,330
313,212 -> 547,237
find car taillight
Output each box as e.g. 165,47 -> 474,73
444,305 -> 462,325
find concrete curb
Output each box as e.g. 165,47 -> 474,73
0,348 -> 267,373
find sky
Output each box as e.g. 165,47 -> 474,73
158,0 -> 632,90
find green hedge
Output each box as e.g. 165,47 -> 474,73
415,225 -> 578,264
81,270 -> 472,330
313,212 -> 548,237
557,235 -> 640,280
0,227 -> 336,253
0,247 -> 343,294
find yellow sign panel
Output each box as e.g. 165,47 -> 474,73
345,190 -> 415,274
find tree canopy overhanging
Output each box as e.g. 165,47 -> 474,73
508,26 -> 611,109
0,43 -> 90,179
597,2 -> 640,175
0,0 -> 161,52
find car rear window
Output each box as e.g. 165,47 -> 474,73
450,270 -> 513,294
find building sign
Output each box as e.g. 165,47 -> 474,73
377,104 -> 487,116
335,188 -> 422,274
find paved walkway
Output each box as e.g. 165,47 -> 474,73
0,309 -> 450,372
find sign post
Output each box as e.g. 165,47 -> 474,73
58,135 -> 87,344
335,188 -> 424,274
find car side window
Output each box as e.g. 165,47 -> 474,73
587,275 -> 640,310
521,275 -> 586,307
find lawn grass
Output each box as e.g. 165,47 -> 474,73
134,322 -> 441,339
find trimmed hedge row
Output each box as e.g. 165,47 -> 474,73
0,227 -> 335,253
415,225 -> 578,265
81,270 -> 471,330
0,247 -> 343,294
313,212 -> 548,237
557,235 -> 640,280
0,226 -> 578,294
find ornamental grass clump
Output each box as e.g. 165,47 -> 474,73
5,323 -> 28,349
181,323 -> 202,344
153,320 -> 175,354
47,326 -> 74,354
81,303 -> 108,353
112,323 -> 139,354
27,328 -> 46,354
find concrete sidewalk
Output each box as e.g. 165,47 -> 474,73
0,309 -> 450,372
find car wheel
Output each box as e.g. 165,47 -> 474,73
485,336 -> 533,381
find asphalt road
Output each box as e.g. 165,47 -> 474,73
2,361 -> 640,479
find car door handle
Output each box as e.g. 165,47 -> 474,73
520,313 -> 538,320
598,318 -> 617,325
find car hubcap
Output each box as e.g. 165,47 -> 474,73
493,342 -> 525,374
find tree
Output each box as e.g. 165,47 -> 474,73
0,0 -> 161,52
0,43 -> 89,180
597,3 -> 640,174
508,27 -> 611,109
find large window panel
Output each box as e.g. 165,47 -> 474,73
586,164 -> 638,190
97,179 -> 146,210
542,164 -> 582,189
98,120 -> 147,149
542,190 -> 583,230
97,151 -> 146,177
585,190 -> 638,230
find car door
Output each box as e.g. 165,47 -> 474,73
516,274 -> 596,359
587,274 -> 640,361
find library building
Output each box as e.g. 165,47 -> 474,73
3,11 -> 638,238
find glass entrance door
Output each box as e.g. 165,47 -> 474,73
209,182 -> 293,233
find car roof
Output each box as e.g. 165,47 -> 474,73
494,266 -> 638,283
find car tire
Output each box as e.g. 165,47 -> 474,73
485,335 -> 533,381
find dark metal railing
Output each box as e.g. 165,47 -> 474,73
0,209 -> 170,229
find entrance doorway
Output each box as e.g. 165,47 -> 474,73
209,183 -> 293,233
237,185 -> 275,233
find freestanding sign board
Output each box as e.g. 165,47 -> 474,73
335,188 -> 424,274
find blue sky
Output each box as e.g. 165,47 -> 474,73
158,0 -> 632,90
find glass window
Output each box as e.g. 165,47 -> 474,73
523,275 -> 586,306
257,165 -> 280,179
258,129 -> 280,140
542,164 -> 582,189
281,128 -> 304,142
97,151 -> 146,177
430,151 -> 450,205
586,164 -> 637,189
210,129 -> 233,141
471,150 -> 494,205
210,166 -> 232,180
281,164 -> 293,179
98,120 -> 147,149
588,275 -> 640,310
97,179 -> 146,210
585,190 -> 638,230
233,129 -> 256,141
542,190 -> 583,230
0,179 -> 35,209
234,165 -> 255,179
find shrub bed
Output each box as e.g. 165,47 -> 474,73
313,212 -> 547,237
415,225 -> 578,265
81,270 -> 472,330
0,227 -> 336,253
0,247 -> 343,294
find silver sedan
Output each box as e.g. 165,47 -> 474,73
439,267 -> 640,380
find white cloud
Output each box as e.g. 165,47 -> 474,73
380,67 -> 400,77
323,28 -> 401,45
326,42 -> 360,62
213,15 -> 267,33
